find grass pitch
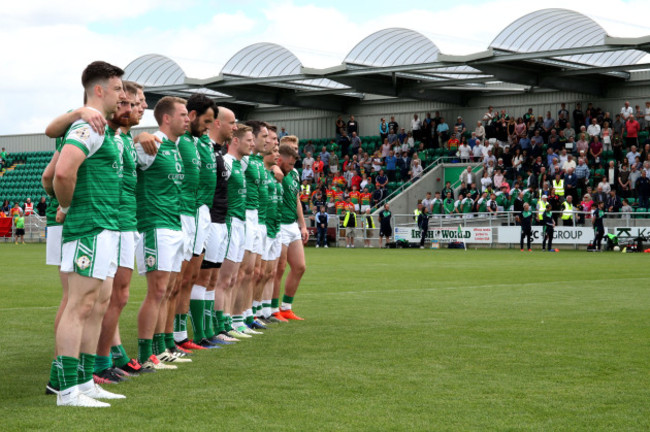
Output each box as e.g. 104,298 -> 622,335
0,244 -> 649,431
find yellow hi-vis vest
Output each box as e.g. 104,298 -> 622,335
414,209 -> 421,221
562,201 -> 573,220
364,215 -> 376,229
553,179 -> 564,196
343,211 -> 357,228
537,200 -> 547,220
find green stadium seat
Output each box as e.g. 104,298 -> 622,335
636,207 -> 647,219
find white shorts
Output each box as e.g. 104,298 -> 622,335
281,222 -> 302,246
361,205 -> 370,213
225,217 -> 246,263
117,231 -> 139,270
136,228 -> 184,275
204,223 -> 228,264
262,236 -> 281,261
257,224 -> 267,255
61,229 -> 119,280
181,214 -> 197,261
193,205 -> 211,256
244,209 -> 263,254
46,225 -> 63,266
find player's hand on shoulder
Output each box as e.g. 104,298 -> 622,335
137,132 -> 161,155
78,107 -> 106,135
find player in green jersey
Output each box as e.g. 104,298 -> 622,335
167,95 -> 216,351
234,120 -> 270,334
134,97 -> 189,372
193,107 -> 240,346
272,136 -> 308,321
212,125 -> 255,339
256,125 -> 282,323
52,61 -> 126,407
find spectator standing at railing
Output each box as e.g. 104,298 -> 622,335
36,196 -> 47,217
561,195 -> 575,226
592,201 -> 605,251
517,202 -> 533,251
378,204 -> 392,248
636,170 -> 650,208
315,206 -> 329,248
606,189 -> 622,215
1,200 -> 10,215
575,158 -> 589,192
14,213 -> 25,244
362,209 -> 375,248
437,118 -> 449,148
416,203 -> 429,249
23,198 -> 34,216
384,150 -> 397,181
410,160 -> 423,181
10,202 -> 22,217
458,139 -> 471,162
541,206 -> 555,252
564,167 -> 578,202
379,118 -> 389,142
443,192 -> 455,216
625,115 -> 641,148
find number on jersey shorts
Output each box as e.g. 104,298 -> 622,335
61,230 -> 119,280
136,228 -> 184,275
280,222 -> 302,247
244,209 -> 263,255
204,223 -> 228,264
180,214 -> 197,261
117,231 -> 140,270
193,205 -> 211,256
262,236 -> 281,262
46,225 -> 63,266
225,217 -> 246,263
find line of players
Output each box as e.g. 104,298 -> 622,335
42,61 -> 308,407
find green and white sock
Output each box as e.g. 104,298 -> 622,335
153,333 -> 165,355
55,355 -> 79,392
189,285 -> 206,342
138,339 -> 153,364
165,333 -> 176,351
174,313 -> 188,343
94,355 -> 112,374
78,353 -> 95,385
216,310 -> 226,333
271,298 -> 280,314
110,344 -> 130,368
232,315 -> 244,329
49,359 -> 60,388
262,300 -> 272,318
281,295 -> 294,310
224,314 -> 233,331
204,290 -> 215,339
245,309 -> 254,325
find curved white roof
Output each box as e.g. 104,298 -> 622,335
123,54 -> 185,87
221,43 -> 301,77
345,28 -> 440,67
490,8 -> 645,67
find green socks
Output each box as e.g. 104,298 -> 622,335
216,310 -> 225,333
94,355 -> 112,374
189,285 -> 206,342
78,353 -> 95,384
138,338 -> 153,363
49,359 -> 59,388
281,295 -> 294,310
110,344 -> 130,368
165,333 -> 176,351
153,333 -> 166,355
55,355 -> 79,391
204,290 -> 215,339
174,313 -> 188,343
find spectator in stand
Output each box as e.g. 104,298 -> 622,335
618,159 -> 631,198
302,150 -> 314,169
625,115 -> 641,148
483,149 -> 496,167
636,170 -> 650,208
564,167 -> 578,202
343,164 -> 355,189
563,122 -> 576,141
387,128 -> 398,146
378,204 -> 392,248
372,184 -> 387,207
600,121 -> 613,152
411,114 -> 422,142
360,186 -> 372,212
36,196 -> 47,217
493,169 -> 505,189
380,138 -> 391,158
459,166 -> 474,186
626,145 -> 641,166
1,200 -> 10,214
409,159 -> 423,181
384,150 -> 397,181
475,121 -> 485,142
543,111 -> 555,139
437,117 -> 449,148
10,202 -> 22,217
379,118 -> 389,142
312,155 -> 324,181
621,101 -> 634,120
472,140 -> 485,161
329,150 -> 339,174
388,116 -> 399,137
606,189 -> 622,214
447,128 -> 460,151
454,116 -> 467,136
336,115 -> 345,138
347,115 -> 359,136
397,151 -> 410,180
480,170 -> 493,192
593,184 -> 608,205
349,131 -> 361,156
573,103 -> 585,129
587,118 -> 601,138
397,128 -> 408,145
338,130 -> 350,157
597,176 -> 611,194
629,163 -> 641,193
342,201 -> 357,248
23,197 -> 34,216
375,169 -> 388,189
590,135 -> 603,164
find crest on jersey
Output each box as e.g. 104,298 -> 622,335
76,255 -> 91,270
73,126 -> 91,141
146,255 -> 157,268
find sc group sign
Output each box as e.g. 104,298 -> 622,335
498,227 -> 594,244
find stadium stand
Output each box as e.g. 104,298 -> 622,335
0,151 -> 52,208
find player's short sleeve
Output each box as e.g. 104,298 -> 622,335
135,142 -> 161,170
64,120 -> 103,157
222,154 -> 233,181
240,155 -> 249,172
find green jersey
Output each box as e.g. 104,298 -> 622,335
118,130 -> 138,232
258,167 -> 270,225
135,131 -> 183,232
462,197 -> 474,213
280,168 -> 300,225
224,153 -> 247,221
443,198 -> 455,214
431,198 -> 443,215
265,169 -> 281,238
15,216 -> 25,229
196,134 -> 217,208
177,131 -> 201,216
244,154 -> 263,210
62,120 -> 121,242
46,135 -> 66,227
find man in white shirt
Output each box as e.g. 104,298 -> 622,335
587,118 -> 601,137
621,101 -> 634,120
